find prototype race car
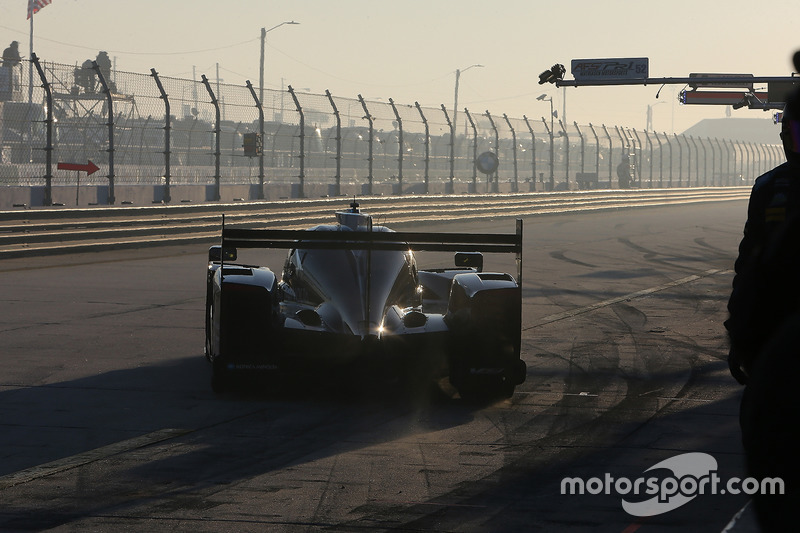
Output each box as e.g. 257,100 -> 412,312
205,201 -> 526,399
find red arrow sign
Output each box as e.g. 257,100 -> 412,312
57,160 -> 100,175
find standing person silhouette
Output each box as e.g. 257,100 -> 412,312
725,50 -> 800,532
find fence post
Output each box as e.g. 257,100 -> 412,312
754,143 -> 761,176
675,134 -> 684,186
414,102 -> 430,194
503,114 -> 518,192
200,74 -> 221,201
151,69 -> 172,203
736,140 -> 744,182
742,142 -> 755,180
389,98 -> 403,195
245,80 -> 265,199
523,115 -> 537,190
289,86 -> 306,198
559,120 -> 569,189
736,139 -> 744,185
764,144 -> 773,171
710,138 -> 718,186
644,130 -> 653,187
358,94 -> 373,196
615,126 -> 627,183
325,90 -> 342,196
588,123 -> 599,185
542,117 -> 554,190
721,138 -> 731,186
441,104 -> 454,193
654,131 -> 663,187
92,60 -> 115,204
31,54 -> 52,206
485,111 -> 499,192
574,122 -> 585,185
602,125 -> 613,187
755,143 -> 762,176
689,136 -> 700,186
664,133 -> 673,187
684,135 -> 693,186
700,138 -> 708,186
632,129 -> 643,187
466,109 -> 478,192
772,143 -> 782,169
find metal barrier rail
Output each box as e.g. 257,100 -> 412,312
0,188 -> 750,259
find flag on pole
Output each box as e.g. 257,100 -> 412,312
27,0 -> 53,19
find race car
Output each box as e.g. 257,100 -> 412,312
204,201 -> 526,399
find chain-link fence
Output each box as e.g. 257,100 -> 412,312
0,57 -> 785,205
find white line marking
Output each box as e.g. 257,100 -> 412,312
0,428 -> 190,490
528,269 -> 731,328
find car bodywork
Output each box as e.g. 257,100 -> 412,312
205,202 -> 526,399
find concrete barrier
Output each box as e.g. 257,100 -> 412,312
0,177 -> 596,210
2,181 -> 490,209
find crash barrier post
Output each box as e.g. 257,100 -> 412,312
245,80 -> 265,200
588,123 -> 600,186
325,90 -> 342,197
632,129 -> 643,186
440,104 -> 454,194
389,98 -> 403,195
358,94 -> 374,196
485,111 -> 499,193
287,86 -> 305,199
574,122 -> 585,186
200,75 -> 221,201
559,119 -> 570,189
150,69 -> 171,203
92,60 -> 115,204
503,114 -> 519,193
30,54 -> 52,206
523,116 -> 537,190
467,110 -> 479,192
654,131 -> 663,187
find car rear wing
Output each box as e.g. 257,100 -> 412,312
219,218 -> 524,285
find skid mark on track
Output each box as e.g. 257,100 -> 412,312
0,428 -> 191,490
549,250 -> 597,268
527,268 -> 730,329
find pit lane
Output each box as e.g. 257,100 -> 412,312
0,200 -> 751,532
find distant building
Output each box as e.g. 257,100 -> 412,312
681,117 -> 781,145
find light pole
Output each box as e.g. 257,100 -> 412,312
260,21 -> 299,106
646,101 -> 666,131
453,64 -> 483,138
537,93 -> 555,189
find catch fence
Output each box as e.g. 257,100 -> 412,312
0,56 -> 784,205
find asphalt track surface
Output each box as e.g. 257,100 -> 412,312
0,200 -> 755,532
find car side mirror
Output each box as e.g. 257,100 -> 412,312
454,252 -> 483,272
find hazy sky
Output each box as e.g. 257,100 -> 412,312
1,0 -> 797,134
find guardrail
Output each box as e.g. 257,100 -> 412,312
0,188 -> 750,259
